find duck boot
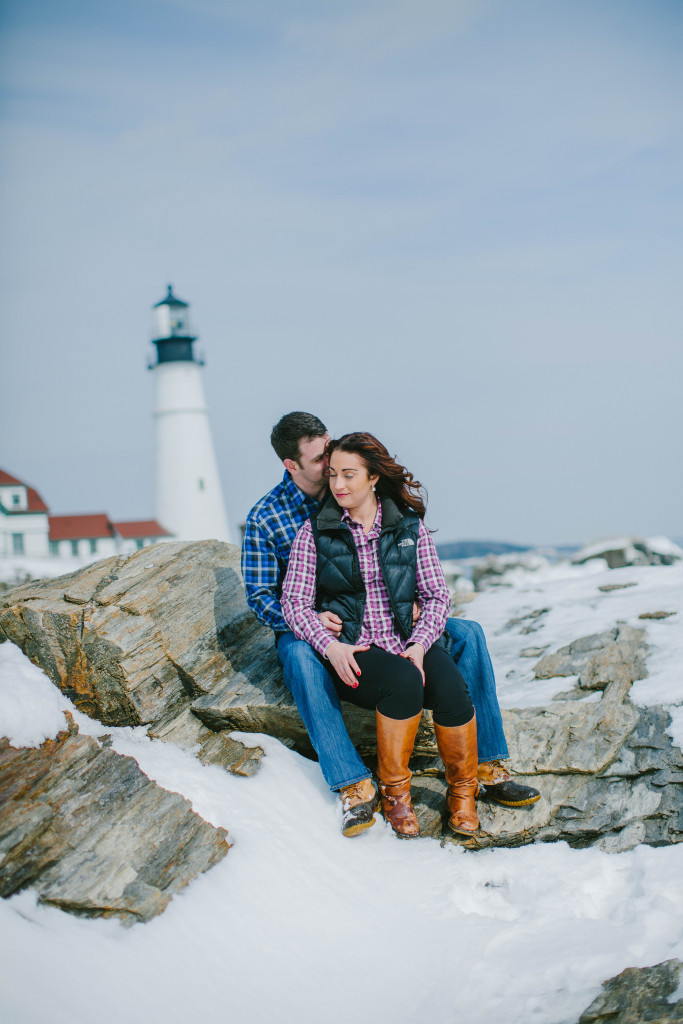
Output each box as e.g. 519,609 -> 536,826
477,760 -> 540,807
434,715 -> 479,837
376,710 -> 422,839
339,778 -> 379,837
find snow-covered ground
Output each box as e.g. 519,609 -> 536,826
1,560 -> 682,1024
0,553 -> 98,586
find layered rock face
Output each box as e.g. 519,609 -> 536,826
1,540 -> 682,892
0,714 -> 230,924
577,959 -> 683,1023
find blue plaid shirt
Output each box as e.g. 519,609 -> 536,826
241,472 -> 321,633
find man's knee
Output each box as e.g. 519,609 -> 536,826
280,636 -> 320,670
446,617 -> 485,646
279,637 -> 332,697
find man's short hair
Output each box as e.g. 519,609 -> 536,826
270,411 -> 328,463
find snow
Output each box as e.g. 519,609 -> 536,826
1,559 -> 683,1024
0,642 -> 71,747
648,536 -> 683,559
0,554 -> 98,584
460,560 -> 683,715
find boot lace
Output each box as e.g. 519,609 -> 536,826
341,781 -> 364,810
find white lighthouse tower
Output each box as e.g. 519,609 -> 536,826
150,285 -> 232,543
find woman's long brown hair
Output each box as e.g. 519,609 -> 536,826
326,432 -> 427,519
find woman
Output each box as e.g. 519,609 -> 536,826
281,432 -> 478,840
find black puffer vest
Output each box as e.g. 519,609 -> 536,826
311,494 -> 421,645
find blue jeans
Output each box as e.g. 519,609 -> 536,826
444,618 -> 509,762
276,631 -> 371,792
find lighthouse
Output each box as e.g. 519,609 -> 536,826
149,285 -> 232,543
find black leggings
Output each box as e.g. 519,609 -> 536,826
329,644 -> 474,727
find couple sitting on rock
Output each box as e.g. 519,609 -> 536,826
241,412 -> 540,839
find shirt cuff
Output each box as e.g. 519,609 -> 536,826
407,629 -> 433,652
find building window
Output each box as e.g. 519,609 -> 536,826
89,539 -> 98,555
70,540 -> 79,557
49,541 -> 59,556
12,493 -> 21,507
12,533 -> 24,554
136,539 -> 144,550
198,478 -> 205,490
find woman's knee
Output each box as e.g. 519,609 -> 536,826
424,652 -> 474,725
379,658 -> 423,718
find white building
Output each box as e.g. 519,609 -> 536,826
0,470 -> 50,557
150,285 -> 232,543
0,469 -> 172,563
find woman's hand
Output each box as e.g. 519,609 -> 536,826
400,643 -> 425,686
326,640 -> 370,688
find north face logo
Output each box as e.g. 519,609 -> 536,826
398,538 -> 415,547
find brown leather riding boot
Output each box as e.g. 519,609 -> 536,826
376,710 -> 422,839
433,714 -> 479,837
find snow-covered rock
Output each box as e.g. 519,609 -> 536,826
0,713 -> 230,923
472,551 -> 550,589
573,535 -> 683,569
2,543 -> 682,857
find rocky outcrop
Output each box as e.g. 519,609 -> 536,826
0,542 -> 266,775
409,626 -> 683,851
0,714 -> 229,924
577,959 -> 683,1023
2,542 -> 682,856
572,535 -> 683,569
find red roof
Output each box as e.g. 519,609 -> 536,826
49,514 -> 114,541
113,519 -> 171,538
0,470 -> 23,486
0,469 -> 49,513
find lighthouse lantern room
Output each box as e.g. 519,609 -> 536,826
149,285 -> 232,544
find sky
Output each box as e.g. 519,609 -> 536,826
0,0 -> 681,546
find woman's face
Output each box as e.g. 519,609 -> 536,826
328,450 -> 379,513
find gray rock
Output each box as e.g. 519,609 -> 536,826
579,626 -> 648,691
577,959 -> 683,1023
534,630 -> 617,679
534,626 -> 647,693
0,714 -> 230,924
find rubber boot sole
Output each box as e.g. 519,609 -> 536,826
342,816 -> 377,838
488,794 -> 541,807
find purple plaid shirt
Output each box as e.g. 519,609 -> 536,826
281,499 -> 450,658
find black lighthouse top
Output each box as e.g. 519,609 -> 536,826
151,284 -> 199,364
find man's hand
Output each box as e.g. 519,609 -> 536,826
400,643 -> 425,686
318,610 -> 343,637
326,640 -> 370,688
412,600 -> 421,627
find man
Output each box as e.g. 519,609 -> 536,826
241,411 -> 539,837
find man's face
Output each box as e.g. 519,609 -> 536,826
285,434 -> 330,498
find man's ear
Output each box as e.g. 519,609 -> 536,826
283,457 -> 298,476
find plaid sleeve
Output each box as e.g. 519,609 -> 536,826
241,511 -> 289,633
409,520 -> 450,652
281,521 -> 337,658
